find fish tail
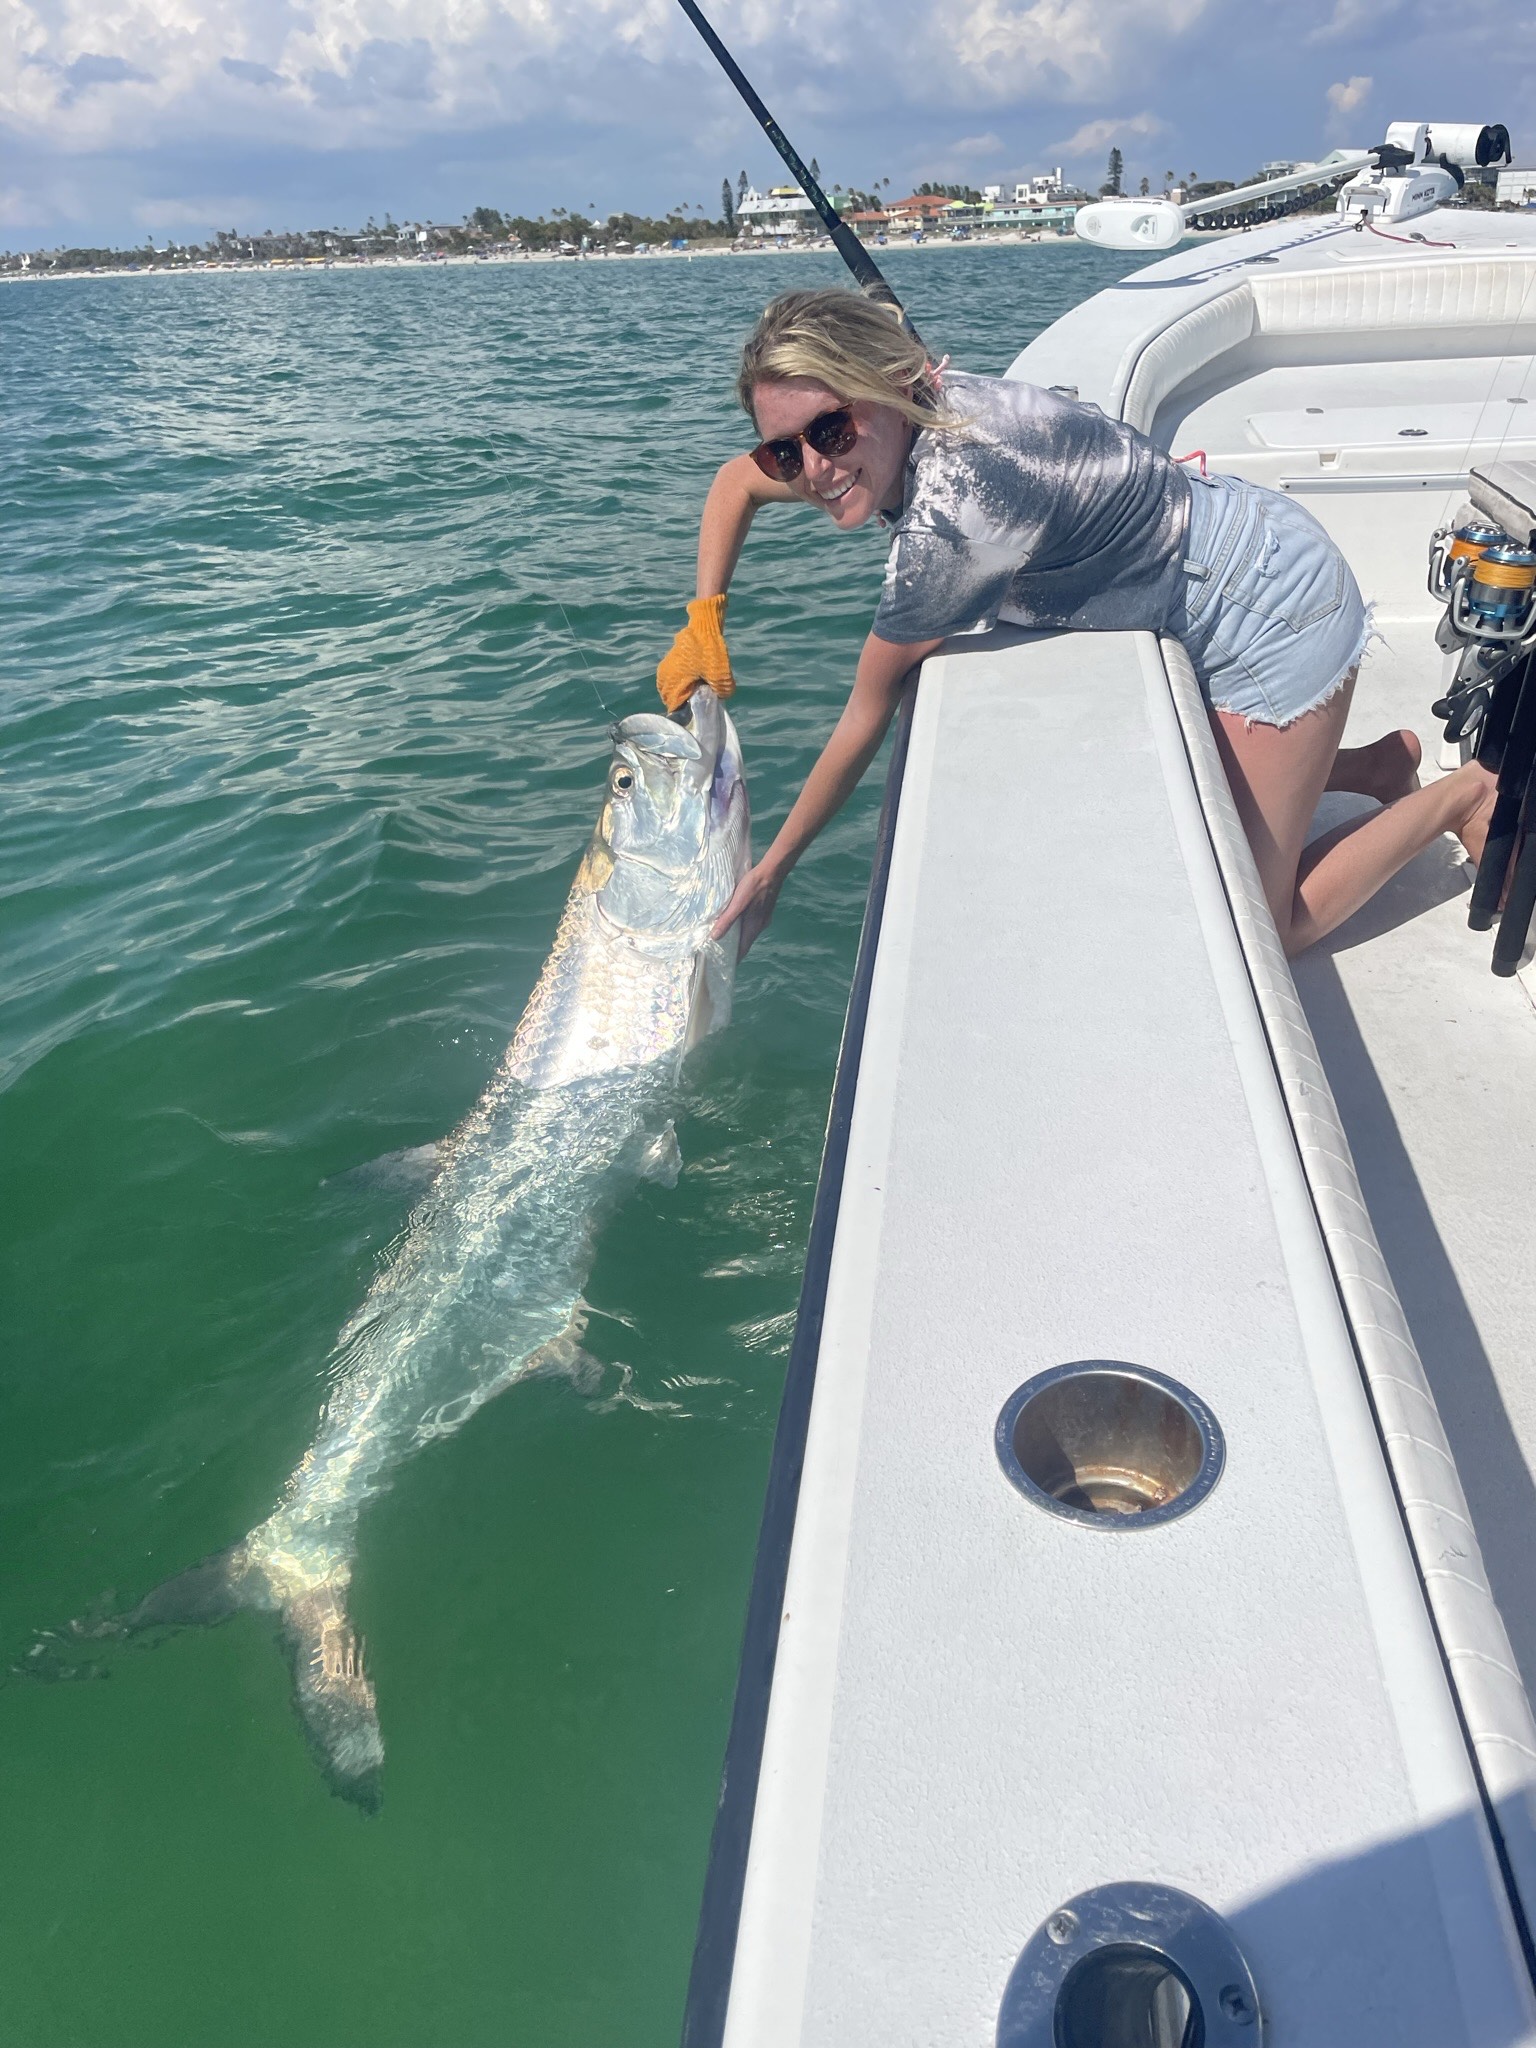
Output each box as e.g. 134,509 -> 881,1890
280,1587 -> 384,1814
16,1548 -> 383,1811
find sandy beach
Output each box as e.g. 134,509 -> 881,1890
1,227 -> 1238,286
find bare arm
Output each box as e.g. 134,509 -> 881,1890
697,452 -> 797,598
714,630 -> 943,955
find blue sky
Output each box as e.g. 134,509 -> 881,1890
2,0 -> 1529,248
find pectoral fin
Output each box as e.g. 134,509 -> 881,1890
326,1143 -> 442,1197
637,1123 -> 682,1188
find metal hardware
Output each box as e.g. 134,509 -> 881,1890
995,1362 -> 1224,1530
1279,472 -> 1470,493
997,1882 -> 1263,2046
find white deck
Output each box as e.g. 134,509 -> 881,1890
715,630 -> 1532,2044
692,205 -> 1536,2044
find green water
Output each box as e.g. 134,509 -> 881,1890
1,243 -> 1153,2047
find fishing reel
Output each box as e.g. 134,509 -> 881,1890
1450,542 -> 1536,642
1428,517 -> 1536,642
1428,515 -> 1536,754
1427,517 -> 1506,604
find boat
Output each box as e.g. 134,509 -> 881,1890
684,122 -> 1536,2045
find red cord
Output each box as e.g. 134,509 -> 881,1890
1174,449 -> 1208,476
1362,219 -> 1457,250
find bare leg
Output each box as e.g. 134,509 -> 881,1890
1327,727 -> 1421,802
1212,674 -> 1497,956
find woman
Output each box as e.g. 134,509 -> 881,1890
656,288 -> 1495,959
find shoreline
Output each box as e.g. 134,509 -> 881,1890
2,227 -> 1245,287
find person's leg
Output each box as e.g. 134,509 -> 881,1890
1211,675 -> 1497,955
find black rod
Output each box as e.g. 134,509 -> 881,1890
1471,655 -> 1536,931
671,0 -> 921,344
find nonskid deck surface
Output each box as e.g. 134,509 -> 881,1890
1297,639 -> 1536,1695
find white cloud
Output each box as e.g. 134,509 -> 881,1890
1050,112 -> 1166,160
944,0 -> 1210,99
7,0 -> 1479,243
1307,0 -> 1393,39
1325,74 -> 1371,115
0,0 -> 1217,158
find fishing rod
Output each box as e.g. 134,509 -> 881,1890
670,0 -> 922,347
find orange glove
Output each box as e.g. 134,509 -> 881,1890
656,595 -> 735,713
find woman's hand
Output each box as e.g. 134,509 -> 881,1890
657,595 -> 734,712
713,861 -> 783,959
711,630 -> 942,962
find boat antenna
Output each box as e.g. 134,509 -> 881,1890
670,0 -> 922,348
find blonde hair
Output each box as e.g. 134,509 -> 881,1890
737,288 -> 956,432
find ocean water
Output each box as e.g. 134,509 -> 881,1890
1,242 -> 1154,2047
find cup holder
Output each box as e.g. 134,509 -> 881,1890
995,1362 -> 1224,1530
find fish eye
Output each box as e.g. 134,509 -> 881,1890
611,768 -> 635,793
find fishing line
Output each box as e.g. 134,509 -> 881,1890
557,600 -> 615,720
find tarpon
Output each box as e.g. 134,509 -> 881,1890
64,689 -> 749,1810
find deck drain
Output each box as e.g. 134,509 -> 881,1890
997,1882 -> 1262,2045
995,1362 -> 1223,1529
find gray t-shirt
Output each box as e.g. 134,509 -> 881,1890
872,371 -> 1191,643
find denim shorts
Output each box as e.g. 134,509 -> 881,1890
1167,472 -> 1370,727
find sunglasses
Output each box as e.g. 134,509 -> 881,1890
750,406 -> 858,483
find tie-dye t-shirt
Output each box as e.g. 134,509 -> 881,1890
872,371 -> 1191,643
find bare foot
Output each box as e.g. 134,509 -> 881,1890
1338,728 -> 1422,804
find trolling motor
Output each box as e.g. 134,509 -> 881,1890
1428,463 -> 1536,974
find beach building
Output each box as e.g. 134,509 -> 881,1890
887,195 -> 959,229
735,185 -> 818,236
1014,169 -> 1064,202
1497,166 -> 1536,206
984,200 -> 1082,233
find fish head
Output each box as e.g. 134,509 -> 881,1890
593,689 -> 750,934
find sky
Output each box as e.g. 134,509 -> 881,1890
2,0 -> 1531,249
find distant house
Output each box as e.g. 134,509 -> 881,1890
887,195 -> 956,228
845,210 -> 890,232
736,185 -> 818,235
1497,167 -> 1536,207
984,201 -> 1081,232
1012,170 -> 1065,204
